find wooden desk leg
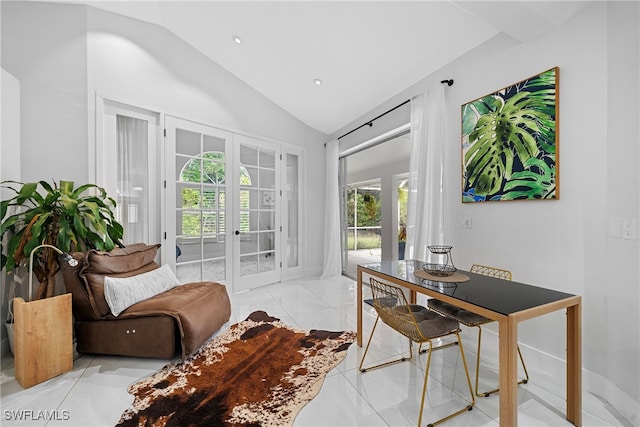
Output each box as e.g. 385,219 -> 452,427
357,266 -> 363,347
567,301 -> 582,426
498,316 -> 518,426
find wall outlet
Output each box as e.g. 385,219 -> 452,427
460,216 -> 472,229
622,219 -> 636,240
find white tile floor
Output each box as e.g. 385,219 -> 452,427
0,275 -> 632,427
346,248 -> 381,280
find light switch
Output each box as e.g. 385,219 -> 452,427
460,216 -> 472,229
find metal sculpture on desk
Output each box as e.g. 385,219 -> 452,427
422,245 -> 457,277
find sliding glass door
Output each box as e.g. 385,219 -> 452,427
338,129 -> 411,278
343,180 -> 382,278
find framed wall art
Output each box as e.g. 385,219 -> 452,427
462,67 -> 559,202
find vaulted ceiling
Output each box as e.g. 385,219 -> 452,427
49,1 -> 588,135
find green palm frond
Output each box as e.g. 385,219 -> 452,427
463,68 -> 558,200
502,157 -> 556,200
1,179 -> 124,299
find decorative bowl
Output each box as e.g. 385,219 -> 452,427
422,263 -> 457,277
427,245 -> 453,254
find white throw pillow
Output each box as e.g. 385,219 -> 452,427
104,264 -> 180,317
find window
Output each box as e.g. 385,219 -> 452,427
178,151 -> 251,236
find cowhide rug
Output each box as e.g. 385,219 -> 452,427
116,310 -> 356,427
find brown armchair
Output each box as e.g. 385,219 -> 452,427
60,243 -> 231,359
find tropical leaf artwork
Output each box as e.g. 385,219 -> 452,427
462,67 -> 559,202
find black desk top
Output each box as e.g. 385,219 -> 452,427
359,260 -> 576,316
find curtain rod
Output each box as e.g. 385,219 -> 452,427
334,79 -> 454,141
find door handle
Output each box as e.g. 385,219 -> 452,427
235,230 -> 240,235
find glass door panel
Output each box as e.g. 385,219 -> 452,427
234,136 -> 280,291
282,151 -> 303,280
286,154 -> 299,269
166,117 -> 232,284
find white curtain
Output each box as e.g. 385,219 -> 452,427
406,84 -> 447,262
116,115 -> 148,244
321,139 -> 342,278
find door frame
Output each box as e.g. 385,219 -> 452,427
96,98 -> 305,291
164,116 -> 303,292
281,145 -> 306,281
95,95 -> 162,252
338,124 -> 410,276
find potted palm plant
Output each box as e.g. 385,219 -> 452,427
1,180 -> 124,299
2,180 -> 124,368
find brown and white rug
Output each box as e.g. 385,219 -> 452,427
116,310 -> 356,427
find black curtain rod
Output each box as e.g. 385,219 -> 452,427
337,99 -> 410,140
335,79 -> 454,141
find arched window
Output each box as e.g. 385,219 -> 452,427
179,152 -> 251,185
178,152 -> 252,236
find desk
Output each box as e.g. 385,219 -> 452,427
357,260 -> 582,427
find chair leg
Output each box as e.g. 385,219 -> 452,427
474,326 -> 486,397
474,326 -> 530,397
517,345 -> 530,385
420,333 -> 475,427
359,316 -> 413,373
417,341 -> 432,427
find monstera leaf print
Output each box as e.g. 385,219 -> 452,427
502,157 -> 556,200
462,68 -> 558,202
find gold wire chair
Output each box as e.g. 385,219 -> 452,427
359,278 -> 475,427
427,264 -> 530,397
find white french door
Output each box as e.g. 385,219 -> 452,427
233,135 -> 281,291
165,117 -> 282,291
165,116 -> 233,285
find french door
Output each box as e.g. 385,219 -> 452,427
233,135 -> 280,291
165,117 -> 232,285
165,117 -> 281,291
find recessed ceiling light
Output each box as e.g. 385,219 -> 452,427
232,35 -> 243,44
313,78 -> 323,86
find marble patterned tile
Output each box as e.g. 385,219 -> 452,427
294,373 -> 388,426
0,275 -> 633,427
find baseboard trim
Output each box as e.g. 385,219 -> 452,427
461,327 -> 639,425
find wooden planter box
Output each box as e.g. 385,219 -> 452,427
14,293 -> 73,388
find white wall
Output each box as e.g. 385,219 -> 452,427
1,69 -> 21,188
83,6 -> 327,275
0,68 -> 21,356
1,1 -> 328,280
333,2 -> 639,423
1,1 -> 88,184
602,1 -> 640,415
85,7 -> 326,148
